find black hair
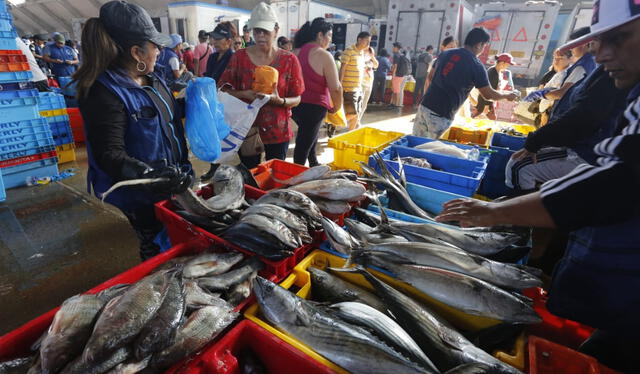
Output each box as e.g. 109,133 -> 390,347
378,48 -> 389,57
442,36 -> 455,47
393,42 -> 402,49
278,36 -> 290,47
464,27 -> 490,47
570,26 -> 590,40
357,31 -> 371,40
334,50 -> 342,61
426,45 -> 434,51
293,17 -> 332,48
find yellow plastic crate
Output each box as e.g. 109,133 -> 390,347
441,125 -> 493,147
494,332 -> 527,372
327,127 -> 404,173
40,108 -> 68,117
245,250 -> 503,373
55,143 -> 76,164
453,117 -> 536,135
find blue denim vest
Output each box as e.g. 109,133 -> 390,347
156,48 -> 179,85
86,69 -> 188,212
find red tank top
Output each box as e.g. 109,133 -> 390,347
299,43 -> 331,109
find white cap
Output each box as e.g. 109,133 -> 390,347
247,2 -> 278,32
559,0 -> 640,51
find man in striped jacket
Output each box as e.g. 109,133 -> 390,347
435,0 -> 640,370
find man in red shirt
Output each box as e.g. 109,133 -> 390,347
182,43 -> 195,73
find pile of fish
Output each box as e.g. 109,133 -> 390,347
1,251 -> 263,374
273,165 -> 366,216
400,156 -> 432,169
415,141 -> 480,161
254,265 -> 524,374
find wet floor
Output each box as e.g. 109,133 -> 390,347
0,105 -> 416,335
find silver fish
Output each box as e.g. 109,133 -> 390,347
311,198 -> 352,215
381,264 -> 541,324
134,272 -> 185,360
198,257 -> 263,292
333,267 -> 523,374
182,252 -> 244,278
239,213 -> 302,248
272,165 -> 331,185
354,242 -> 542,290
173,188 -> 221,218
150,302 -> 238,369
205,165 -> 245,212
290,179 -> 366,202
253,277 -> 432,374
344,218 -> 408,244
82,272 -> 171,364
321,217 -> 359,255
444,363 -> 493,373
329,302 -> 438,372
225,273 -> 257,307
254,189 -> 323,229
106,357 -> 150,374
61,347 -> 130,374
0,356 -> 32,373
241,203 -> 312,243
308,267 -> 387,314
183,280 -> 221,309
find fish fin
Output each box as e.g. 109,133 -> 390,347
514,264 -> 544,278
396,156 -> 407,188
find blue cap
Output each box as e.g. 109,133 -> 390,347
168,34 -> 183,48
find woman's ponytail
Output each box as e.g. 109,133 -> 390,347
73,18 -> 120,100
293,21 -> 313,48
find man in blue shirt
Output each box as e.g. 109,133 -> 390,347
414,27 -> 518,138
43,34 -> 79,78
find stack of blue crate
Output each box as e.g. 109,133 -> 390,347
0,1 -> 58,191
37,92 -> 74,146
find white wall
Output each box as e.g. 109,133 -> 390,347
169,2 -> 251,44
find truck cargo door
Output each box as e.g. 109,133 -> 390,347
502,11 -> 545,69
417,11 -> 445,51
396,11 -> 420,50
482,11 -> 511,59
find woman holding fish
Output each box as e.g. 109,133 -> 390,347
218,2 -> 305,169
74,1 -> 193,260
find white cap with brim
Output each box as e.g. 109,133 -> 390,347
559,0 -> 640,51
246,2 -> 278,32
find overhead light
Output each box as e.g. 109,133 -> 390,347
8,0 -> 26,5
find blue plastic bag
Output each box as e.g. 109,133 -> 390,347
185,78 -> 231,162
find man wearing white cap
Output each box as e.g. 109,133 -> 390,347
436,0 -> 640,369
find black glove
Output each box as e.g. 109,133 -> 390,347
120,159 -> 192,194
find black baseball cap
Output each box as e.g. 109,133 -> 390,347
210,23 -> 232,40
100,0 -> 172,47
198,29 -> 209,39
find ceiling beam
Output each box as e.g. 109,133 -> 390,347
11,6 -> 59,32
58,0 -> 85,19
37,3 -> 72,31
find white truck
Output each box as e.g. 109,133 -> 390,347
167,2 -> 250,45
472,1 -> 562,81
385,0 -> 475,53
558,1 -> 594,45
272,0 -> 372,50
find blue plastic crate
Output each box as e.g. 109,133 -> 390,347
491,132 -> 526,151
1,157 -> 58,189
477,146 -> 515,199
0,167 -> 5,202
379,181 -> 466,215
57,76 -> 77,97
0,81 -> 35,91
390,135 -> 491,164
48,121 -> 73,145
0,11 -> 11,20
0,70 -> 32,83
0,123 -> 50,144
0,117 -> 48,131
37,92 -> 66,111
0,129 -> 55,161
477,176 -> 513,199
370,145 -> 487,197
0,18 -> 12,33
0,1 -> 7,13
0,31 -> 17,50
0,88 -> 37,101
0,102 -> 39,122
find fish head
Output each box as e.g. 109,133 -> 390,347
253,277 -> 299,325
213,165 -> 235,183
41,343 -> 75,374
307,267 -> 333,290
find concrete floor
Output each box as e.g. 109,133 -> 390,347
0,105 -> 417,335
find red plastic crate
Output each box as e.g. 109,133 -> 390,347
249,159 -> 309,191
528,336 -> 621,374
0,150 -> 57,168
176,319 -> 334,374
0,61 -> 30,72
0,53 -> 27,64
66,108 -> 85,142
0,238 -> 275,367
155,185 -> 314,282
524,288 -> 595,349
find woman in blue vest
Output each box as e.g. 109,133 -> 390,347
73,1 -> 192,260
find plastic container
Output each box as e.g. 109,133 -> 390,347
378,181 -> 465,215
442,126 -> 492,147
0,157 -> 58,189
36,92 -> 67,111
39,108 -> 67,117
493,333 -> 527,372
0,168 -> 5,202
528,335 -> 621,374
524,288 -> 595,350
250,159 -> 309,190
0,2 -> 7,12
66,108 -> 84,142
155,185 -> 314,282
0,103 -> 39,123
57,76 -> 77,97
182,319 -> 334,374
245,250 -> 503,374
55,143 -> 75,163
390,135 -> 491,164
0,87 -> 37,100
0,34 -> 18,51
0,61 -> 29,72
327,127 -> 404,173
372,145 -> 486,197
0,127 -> 55,161
0,238 -> 275,366
491,132 -> 526,151
0,69 -> 32,83
46,119 -> 73,146
0,81 -> 35,91
0,150 -> 58,169
0,51 -> 26,63
476,146 -> 514,199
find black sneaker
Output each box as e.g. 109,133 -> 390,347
327,123 -> 336,138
